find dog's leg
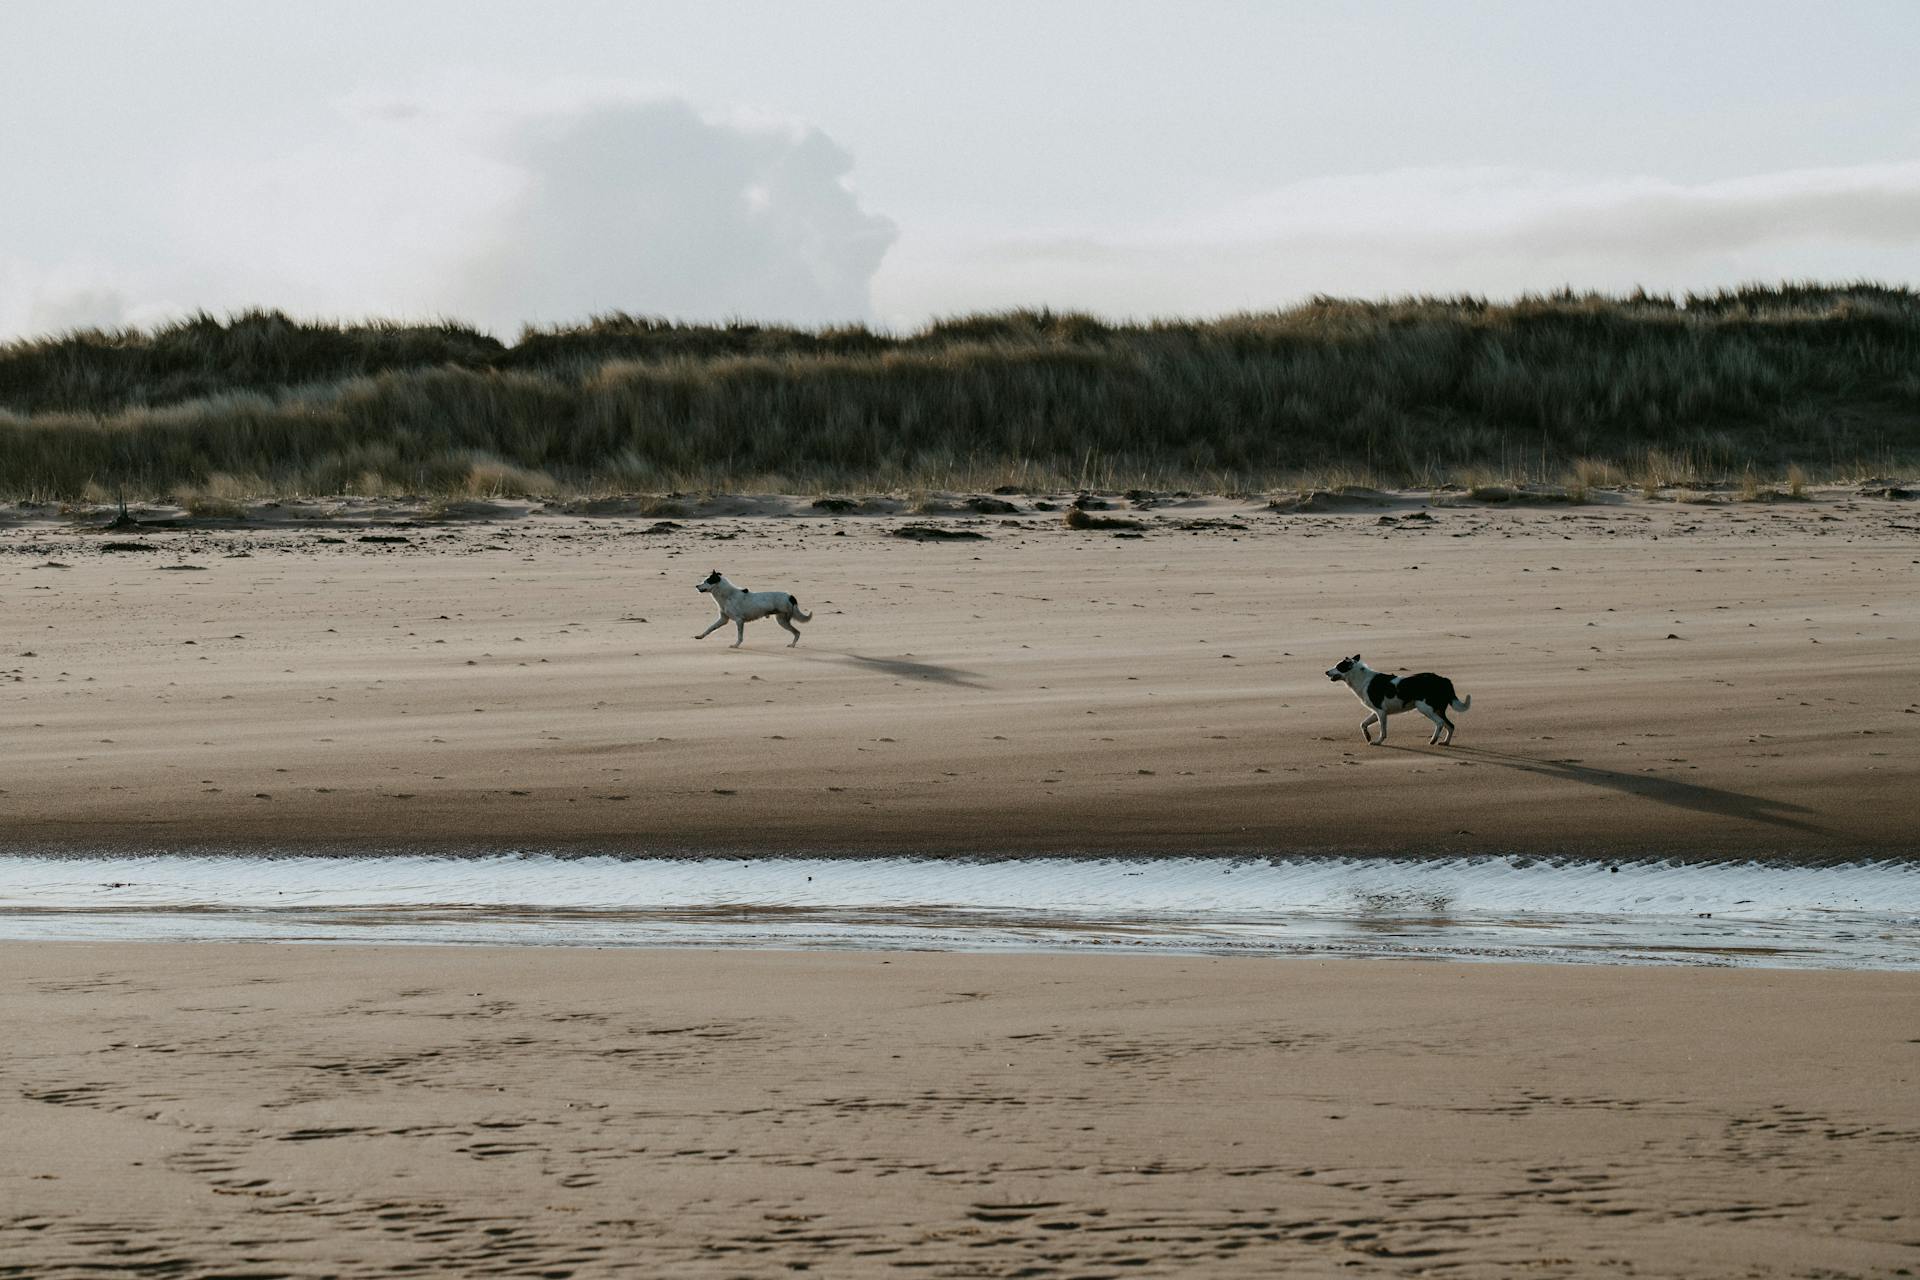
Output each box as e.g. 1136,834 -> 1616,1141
776,612 -> 802,647
1361,710 -> 1380,744
1417,703 -> 1448,745
695,615 -> 726,640
730,618 -> 746,648
1372,709 -> 1388,745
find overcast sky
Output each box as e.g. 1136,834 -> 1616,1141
3,0 -> 1917,338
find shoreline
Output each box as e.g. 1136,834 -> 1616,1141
8,849 -> 1916,970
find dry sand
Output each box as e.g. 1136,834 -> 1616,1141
2,488 -> 1917,857
3,942 -> 1915,1277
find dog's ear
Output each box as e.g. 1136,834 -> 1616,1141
1352,653 -> 1362,662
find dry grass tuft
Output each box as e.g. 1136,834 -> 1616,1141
462,458 -> 557,498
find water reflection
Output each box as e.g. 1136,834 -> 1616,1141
0,854 -> 1915,970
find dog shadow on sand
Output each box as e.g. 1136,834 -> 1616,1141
766,649 -> 991,690
1392,744 -> 1830,835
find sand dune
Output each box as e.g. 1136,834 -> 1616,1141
2,489 -> 1917,856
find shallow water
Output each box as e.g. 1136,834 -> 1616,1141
3,854 -> 1917,969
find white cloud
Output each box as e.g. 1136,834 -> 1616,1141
6,104 -> 1914,342
875,162 -> 1920,322
445,94 -> 896,332
1,83 -> 898,340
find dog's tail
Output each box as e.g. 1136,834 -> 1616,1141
787,595 -> 812,623
1451,692 -> 1471,712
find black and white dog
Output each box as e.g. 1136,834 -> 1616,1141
1325,654 -> 1470,746
694,571 -> 812,647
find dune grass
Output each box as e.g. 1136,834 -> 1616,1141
1,283 -> 1916,501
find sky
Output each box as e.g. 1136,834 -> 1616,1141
2,0 -> 1917,338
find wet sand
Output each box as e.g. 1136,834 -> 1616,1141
3,942 -> 1915,1277
3,489 -> 1917,857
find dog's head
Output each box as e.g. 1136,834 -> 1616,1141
1325,653 -> 1363,683
695,570 -> 724,594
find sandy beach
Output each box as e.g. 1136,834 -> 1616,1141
2,489 -> 1916,857
4,493 -> 1917,1278
1,942 -> 1914,1277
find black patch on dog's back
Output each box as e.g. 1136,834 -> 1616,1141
787,595 -> 799,610
1394,672 -> 1456,709
1365,673 -> 1398,708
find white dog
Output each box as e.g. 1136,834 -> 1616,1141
694,570 -> 812,647
1324,653 -> 1471,745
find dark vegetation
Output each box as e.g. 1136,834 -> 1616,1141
1,283 -> 1915,499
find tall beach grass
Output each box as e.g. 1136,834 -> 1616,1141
1,283 -> 1915,500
